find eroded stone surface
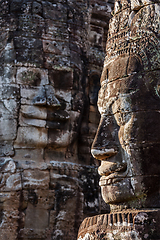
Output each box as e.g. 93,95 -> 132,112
78,0 -> 160,239
0,0 -> 113,239
91,0 -> 160,209
78,210 -> 160,240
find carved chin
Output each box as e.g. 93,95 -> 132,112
100,177 -> 142,204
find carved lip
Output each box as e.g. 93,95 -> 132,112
21,110 -> 70,121
99,169 -> 128,186
21,109 -> 70,128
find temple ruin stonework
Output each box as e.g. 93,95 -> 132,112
78,0 -> 160,239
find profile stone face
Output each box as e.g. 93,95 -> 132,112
0,1 -> 100,239
91,0 -> 160,210
77,1 -> 160,239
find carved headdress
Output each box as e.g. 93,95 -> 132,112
105,0 -> 160,72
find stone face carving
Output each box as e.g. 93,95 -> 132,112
91,0 -> 160,210
2,2 -> 84,157
0,0 -> 113,239
78,0 -> 160,239
0,1 -> 83,239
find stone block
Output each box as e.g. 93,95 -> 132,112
44,148 -> 66,163
43,2 -> 67,21
20,87 -> 41,105
48,129 -> 71,148
18,15 -> 45,36
0,119 -> 17,141
44,19 -> 68,39
16,49 -> 43,66
14,37 -> 42,50
0,191 -> 20,239
2,64 -> 16,84
2,84 -> 20,100
0,141 -> 14,157
44,53 -> 70,69
19,115 -> 46,128
0,99 -> 19,118
20,105 -> 47,120
43,39 -> 69,56
1,172 -> 22,191
24,203 -> 49,229
48,69 -> 73,90
22,169 -> 49,190
13,148 -> 47,170
14,126 -> 48,148
16,67 -> 49,85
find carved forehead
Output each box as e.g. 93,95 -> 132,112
101,55 -> 142,84
106,1 -> 160,73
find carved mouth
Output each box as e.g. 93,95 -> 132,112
21,109 -> 70,128
47,110 -> 70,122
99,167 -> 128,186
22,110 -> 69,120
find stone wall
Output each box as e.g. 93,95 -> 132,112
0,0 -> 114,239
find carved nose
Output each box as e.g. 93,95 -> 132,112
33,85 -> 61,108
91,148 -> 117,160
91,115 -> 119,160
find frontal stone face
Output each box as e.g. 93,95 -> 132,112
0,0 -> 85,155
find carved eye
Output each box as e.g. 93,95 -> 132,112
21,71 -> 41,86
